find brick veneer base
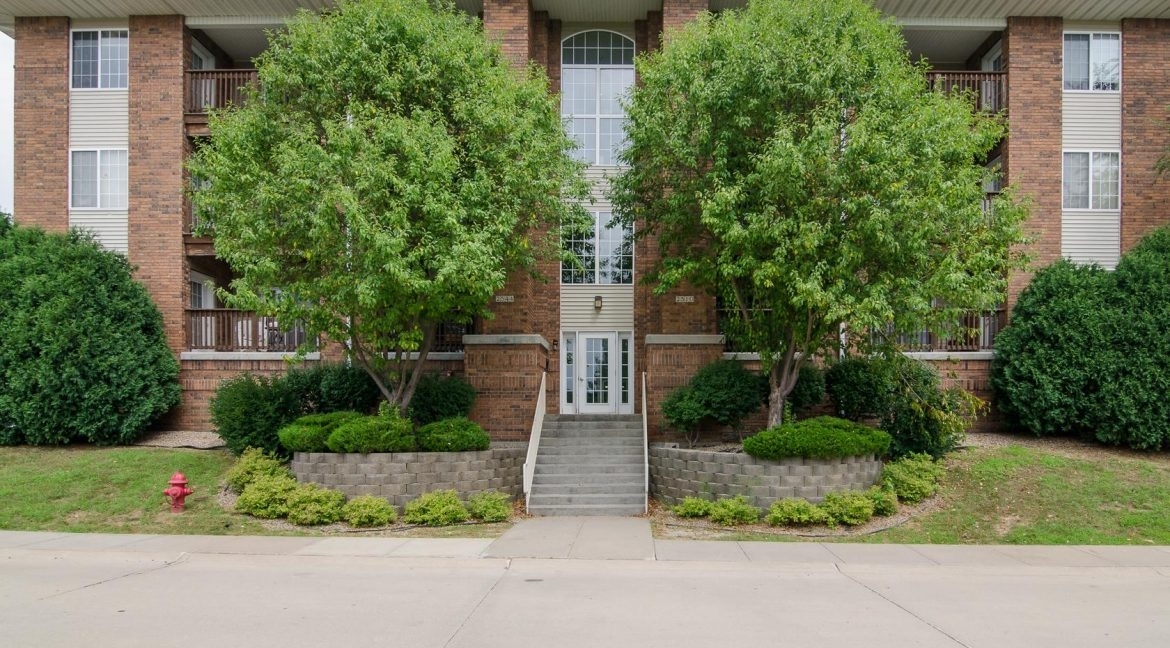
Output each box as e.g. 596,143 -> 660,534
649,446 -> 883,508
290,447 -> 525,508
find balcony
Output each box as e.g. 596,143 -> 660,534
185,69 -> 259,134
926,71 -> 1006,113
187,309 -> 313,353
873,308 -> 1006,354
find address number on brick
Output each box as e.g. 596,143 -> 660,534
495,295 -> 515,303
674,295 -> 695,303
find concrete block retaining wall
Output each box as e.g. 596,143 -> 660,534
649,445 -> 883,508
291,447 -> 525,508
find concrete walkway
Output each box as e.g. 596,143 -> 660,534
4,527 -> 1170,648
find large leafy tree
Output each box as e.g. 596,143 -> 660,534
611,0 -> 1028,426
190,0 -> 585,412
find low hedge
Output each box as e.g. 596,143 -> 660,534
416,417 -> 490,452
325,413 -> 415,453
278,411 -> 363,453
743,416 -> 891,460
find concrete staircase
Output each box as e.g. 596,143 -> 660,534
527,414 -> 646,516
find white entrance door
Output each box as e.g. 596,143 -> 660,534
579,333 -> 616,414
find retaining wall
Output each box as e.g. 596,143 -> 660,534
649,445 -> 882,507
291,447 -> 525,508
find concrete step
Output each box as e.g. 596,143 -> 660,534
531,483 -> 645,495
543,415 -> 642,424
542,425 -> 643,434
527,493 -> 645,507
538,436 -> 643,447
535,454 -> 641,465
534,463 -> 643,475
530,473 -> 643,486
526,504 -> 645,516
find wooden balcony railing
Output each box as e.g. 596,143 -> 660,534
187,309 -> 314,352
185,69 -> 259,114
926,71 -> 1006,113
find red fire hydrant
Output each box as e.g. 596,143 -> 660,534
163,472 -> 194,513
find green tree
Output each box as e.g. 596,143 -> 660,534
611,0 -> 1027,426
189,0 -> 585,412
0,220 -> 180,445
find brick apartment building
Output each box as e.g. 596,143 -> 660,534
3,1 -> 1169,440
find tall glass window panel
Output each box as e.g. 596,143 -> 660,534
72,32 -> 99,89
99,150 -> 128,209
561,31 -> 635,165
561,219 -> 596,284
564,336 -> 575,405
99,30 -> 129,89
1091,152 -> 1120,211
1063,34 -> 1090,91
562,212 -> 633,285
1091,34 -> 1120,91
71,151 -> 99,208
1063,153 -> 1090,209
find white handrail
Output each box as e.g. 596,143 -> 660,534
641,370 -> 649,514
523,371 -> 548,513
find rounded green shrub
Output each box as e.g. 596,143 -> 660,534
688,360 -> 768,430
466,490 -> 512,523
326,413 -> 415,453
417,417 -> 489,452
743,416 -> 891,460
278,411 -> 363,453
410,375 -> 476,426
994,229 -> 1170,450
821,491 -> 875,526
788,365 -> 827,416
285,483 -> 346,525
765,498 -> 830,526
672,496 -> 714,518
225,447 -> 292,493
866,485 -> 899,517
403,489 -> 470,526
342,495 -> 398,527
235,474 -> 299,518
662,386 -> 705,444
708,495 -> 761,526
0,224 -> 179,445
211,374 -> 300,457
882,453 -> 944,504
283,363 -> 381,415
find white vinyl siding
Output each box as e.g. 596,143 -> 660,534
1062,93 -> 1121,150
69,90 -> 129,148
560,285 -> 635,330
584,166 -> 616,202
69,211 -> 129,253
1062,212 -> 1120,270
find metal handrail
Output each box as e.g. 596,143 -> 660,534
641,371 -> 649,514
523,372 -> 548,513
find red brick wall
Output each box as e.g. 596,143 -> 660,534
13,17 -> 69,231
662,0 -> 706,39
1120,19 -> 1170,252
1004,17 -> 1063,313
483,0 -> 530,69
465,343 -> 549,440
177,358 -> 307,430
923,357 -> 1002,433
645,342 -> 724,440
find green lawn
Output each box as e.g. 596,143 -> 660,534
0,446 -> 271,535
865,445 -> 1170,545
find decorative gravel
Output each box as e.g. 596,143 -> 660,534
135,430 -> 226,449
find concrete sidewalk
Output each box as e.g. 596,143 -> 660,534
5,520 -> 1170,567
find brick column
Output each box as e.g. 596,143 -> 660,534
1121,19 -> 1170,252
1004,17 -> 1063,311
662,0 -> 706,40
483,0 -> 531,69
14,17 -> 70,231
129,17 -> 187,352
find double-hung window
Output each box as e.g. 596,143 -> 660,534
71,150 -> 128,209
562,211 -> 633,285
1064,33 -> 1120,91
1063,152 -> 1119,211
72,30 -> 129,89
561,31 -> 636,166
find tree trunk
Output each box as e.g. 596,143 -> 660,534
767,347 -> 802,428
397,323 -> 437,414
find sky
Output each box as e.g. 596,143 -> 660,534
1,32 -> 12,215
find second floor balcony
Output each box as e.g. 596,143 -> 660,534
926,70 -> 1006,114
185,69 -> 259,134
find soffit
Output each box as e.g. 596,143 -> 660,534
711,0 -> 1170,21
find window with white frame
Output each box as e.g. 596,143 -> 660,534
1063,33 -> 1120,91
72,30 -> 129,89
561,31 -> 635,166
1063,152 -> 1119,210
562,211 -> 633,284
71,150 -> 128,209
